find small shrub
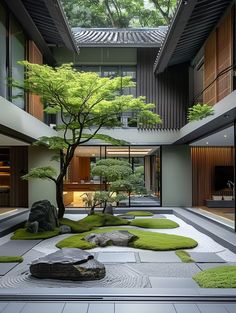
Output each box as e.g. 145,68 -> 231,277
187,103 -> 214,122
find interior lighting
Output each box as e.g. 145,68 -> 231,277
206,141 -> 209,145
223,134 -> 227,138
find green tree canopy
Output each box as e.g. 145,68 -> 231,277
19,62 -> 162,218
60,0 -> 177,28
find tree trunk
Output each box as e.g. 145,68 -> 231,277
56,179 -> 65,219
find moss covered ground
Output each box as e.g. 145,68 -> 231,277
125,211 -> 154,216
193,266 -> 236,288
11,228 -> 60,240
56,226 -> 198,251
175,250 -> 194,263
130,218 -> 179,229
0,256 -> 23,263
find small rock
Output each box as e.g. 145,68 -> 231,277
84,230 -> 137,247
27,221 -> 39,233
30,248 -> 105,281
103,204 -> 113,215
117,214 -> 135,220
59,225 -> 71,234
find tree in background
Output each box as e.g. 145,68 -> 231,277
19,62 -> 162,219
83,159 -> 146,215
60,0 -> 177,28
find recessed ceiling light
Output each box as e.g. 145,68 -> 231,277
223,134 -> 227,138
206,141 -> 209,145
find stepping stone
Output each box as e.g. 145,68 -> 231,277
0,263 -> 19,275
189,252 -> 226,263
139,251 -> 181,263
97,252 -> 136,263
197,262 -> 236,271
149,277 -> 199,288
0,240 -> 41,257
116,303 -> 176,313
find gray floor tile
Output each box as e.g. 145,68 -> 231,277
0,263 -> 18,275
139,251 -> 181,263
115,303 -> 176,313
128,263 -> 200,277
197,304 -> 229,313
97,252 -> 136,263
174,304 -> 201,313
189,252 -> 226,263
0,240 -> 41,256
63,303 -> 89,313
197,263 -> 234,271
0,303 -> 8,313
149,277 -> 199,288
21,303 -> 65,313
224,304 -> 236,313
2,303 -> 26,313
88,303 -> 114,313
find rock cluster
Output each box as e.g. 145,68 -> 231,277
30,248 -> 106,281
26,200 -> 59,233
84,230 -> 137,247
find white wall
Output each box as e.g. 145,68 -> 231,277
28,146 -> 60,208
162,145 -> 192,207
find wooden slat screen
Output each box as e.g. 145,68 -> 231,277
192,147 -> 234,206
203,9 -> 233,105
28,41 -> 44,121
203,32 -> 217,105
216,9 -> 233,101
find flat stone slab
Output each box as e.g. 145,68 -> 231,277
0,262 -> 18,275
139,251 -> 181,263
149,277 -> 199,288
189,252 -> 226,263
0,240 -> 41,256
97,252 -> 136,263
197,262 -> 236,271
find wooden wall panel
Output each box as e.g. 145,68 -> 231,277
192,147 -> 234,206
10,147 -> 28,207
204,32 -> 217,105
217,10 -> 233,101
137,48 -> 189,130
204,9 -> 233,105
69,156 -> 90,182
28,41 -> 44,121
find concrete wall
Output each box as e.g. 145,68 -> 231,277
162,145 -> 192,207
28,146 -> 60,208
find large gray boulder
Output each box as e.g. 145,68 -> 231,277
84,230 -> 138,247
26,200 -> 59,233
30,248 -> 106,281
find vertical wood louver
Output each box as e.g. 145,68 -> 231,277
203,8 -> 233,105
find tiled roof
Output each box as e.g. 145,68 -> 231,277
72,27 -> 168,48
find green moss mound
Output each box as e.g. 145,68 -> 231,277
130,218 -> 179,229
125,211 -> 154,216
56,227 -> 198,251
11,228 -> 60,240
193,266 -> 236,288
175,250 -> 194,263
59,218 -> 91,233
0,256 -> 23,263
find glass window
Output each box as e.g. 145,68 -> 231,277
0,3 -> 7,98
11,17 -> 25,110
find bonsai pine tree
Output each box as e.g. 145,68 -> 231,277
88,158 -> 146,214
19,62 -> 162,218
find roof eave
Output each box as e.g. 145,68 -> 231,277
77,43 -> 162,48
42,0 -> 79,54
154,0 -> 198,74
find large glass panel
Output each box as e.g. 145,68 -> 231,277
0,3 -> 7,98
11,17 -> 25,109
191,125 -> 235,229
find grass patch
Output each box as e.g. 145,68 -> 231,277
0,256 -> 23,263
130,218 -> 179,229
11,228 -> 60,240
175,250 -> 194,263
59,218 -> 91,233
125,211 -> 153,216
193,266 -> 236,288
56,227 -> 198,251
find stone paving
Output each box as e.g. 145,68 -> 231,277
0,213 -> 236,289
